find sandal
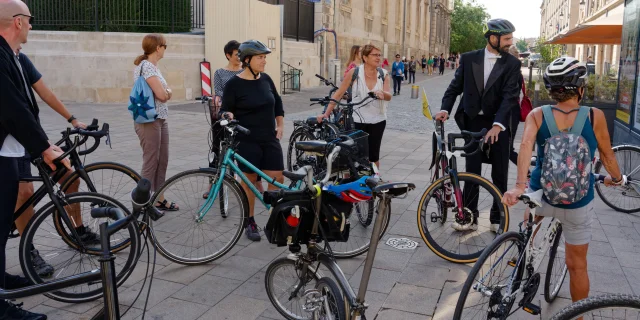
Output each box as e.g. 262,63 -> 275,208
155,200 -> 179,211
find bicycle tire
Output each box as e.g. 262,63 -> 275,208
328,198 -> 391,259
287,127 -> 317,172
417,172 -> 509,264
56,162 -> 141,253
544,223 -> 567,303
265,257 -> 321,320
316,277 -> 347,320
19,192 -> 139,303
594,145 -> 640,213
549,293 -> 640,320
454,231 -> 525,320
149,168 -> 249,265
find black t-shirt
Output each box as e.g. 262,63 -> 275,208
18,53 -> 42,86
221,73 -> 284,142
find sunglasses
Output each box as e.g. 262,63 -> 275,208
160,44 -> 168,49
13,14 -> 34,25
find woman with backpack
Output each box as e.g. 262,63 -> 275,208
503,57 -> 624,304
343,45 -> 361,79
316,44 -> 391,171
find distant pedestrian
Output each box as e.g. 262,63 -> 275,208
433,55 -> 439,71
428,55 -> 434,75
408,56 -> 417,84
391,54 -> 404,95
451,53 -> 457,69
344,45 -> 361,79
133,33 -> 179,212
439,54 -> 445,75
403,57 -> 409,81
421,55 -> 427,74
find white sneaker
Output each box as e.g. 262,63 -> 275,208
489,224 -> 501,233
452,222 -> 478,232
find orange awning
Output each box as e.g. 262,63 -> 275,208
548,5 -> 623,45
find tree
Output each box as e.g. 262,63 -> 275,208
535,37 -> 563,63
450,0 -> 491,54
516,39 -> 528,52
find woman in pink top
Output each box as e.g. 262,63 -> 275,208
343,45 -> 361,79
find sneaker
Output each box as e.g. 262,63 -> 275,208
0,300 -> 46,320
489,224 -> 501,233
30,250 -> 54,278
77,226 -> 100,244
451,221 -> 478,232
245,221 -> 261,241
2,273 -> 30,290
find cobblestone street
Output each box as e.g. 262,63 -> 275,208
11,68 -> 639,319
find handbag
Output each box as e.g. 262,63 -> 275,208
520,78 -> 533,122
128,62 -> 158,124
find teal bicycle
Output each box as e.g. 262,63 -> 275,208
149,115 -> 389,265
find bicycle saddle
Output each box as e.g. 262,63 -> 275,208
305,117 -> 320,126
373,182 -> 415,197
295,140 -> 327,153
283,167 -> 308,182
519,189 -> 543,208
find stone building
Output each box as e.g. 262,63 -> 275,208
540,0 -> 580,57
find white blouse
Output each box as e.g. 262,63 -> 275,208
350,65 -> 389,124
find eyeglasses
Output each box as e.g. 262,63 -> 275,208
13,14 -> 34,25
367,54 -> 382,58
395,56 -> 401,58
160,44 -> 168,49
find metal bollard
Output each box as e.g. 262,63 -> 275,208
411,85 -> 419,99
534,83 -> 540,108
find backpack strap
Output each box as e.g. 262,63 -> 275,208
570,106 -> 590,135
377,67 -> 385,81
542,105 -> 560,136
350,66 -> 359,86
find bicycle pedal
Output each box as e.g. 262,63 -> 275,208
148,207 -> 165,221
430,212 -> 441,222
522,302 -> 540,315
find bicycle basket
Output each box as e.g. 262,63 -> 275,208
328,130 -> 369,172
319,192 -> 353,242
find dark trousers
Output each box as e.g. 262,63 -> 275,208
439,66 -> 445,75
393,76 -> 403,93
0,157 -> 19,288
509,110 -> 521,165
409,71 -> 416,83
404,71 -> 408,80
461,114 -> 510,224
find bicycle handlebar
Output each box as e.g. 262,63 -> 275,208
315,74 -> 338,89
58,119 -> 110,156
219,119 -> 251,136
447,128 -> 488,158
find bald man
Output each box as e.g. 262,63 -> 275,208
1,0 -> 68,318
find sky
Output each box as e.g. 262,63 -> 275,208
471,0 -> 542,39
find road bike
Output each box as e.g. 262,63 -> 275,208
263,142 -> 415,320
593,144 -> 640,213
417,120 -> 509,263
550,293 -> 640,320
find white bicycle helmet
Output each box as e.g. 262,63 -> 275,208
543,57 -> 588,91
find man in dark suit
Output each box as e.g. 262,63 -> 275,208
434,19 -> 521,233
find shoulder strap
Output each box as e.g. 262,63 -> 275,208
350,66 -> 359,86
590,107 -> 594,129
542,105 -> 560,136
139,61 -> 144,77
570,106 -> 590,135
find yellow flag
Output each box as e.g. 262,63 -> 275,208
422,88 -> 433,120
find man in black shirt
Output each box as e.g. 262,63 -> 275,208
0,0 -> 70,318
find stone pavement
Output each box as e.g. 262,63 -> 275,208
11,68 -> 639,320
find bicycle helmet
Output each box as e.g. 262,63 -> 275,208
543,57 -> 587,92
238,40 -> 271,79
483,19 -> 516,52
324,176 -> 373,203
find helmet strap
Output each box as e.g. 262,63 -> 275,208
246,56 -> 259,79
489,34 -> 501,52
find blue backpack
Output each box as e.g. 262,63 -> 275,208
128,63 -> 157,124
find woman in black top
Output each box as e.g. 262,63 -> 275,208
221,40 -> 284,242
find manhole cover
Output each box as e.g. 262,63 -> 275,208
385,238 -> 418,250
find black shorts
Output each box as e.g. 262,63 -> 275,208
354,121 -> 386,163
17,155 -> 32,180
236,139 -> 284,173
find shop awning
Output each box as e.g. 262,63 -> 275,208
547,5 -> 623,45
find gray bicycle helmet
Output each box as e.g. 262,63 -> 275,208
544,57 -> 587,91
238,40 -> 271,79
483,19 -> 516,52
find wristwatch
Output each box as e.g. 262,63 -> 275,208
67,115 -> 76,123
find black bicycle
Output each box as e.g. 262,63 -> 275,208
416,122 -> 510,264
550,293 -> 640,320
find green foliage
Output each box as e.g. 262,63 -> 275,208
516,39 -> 528,53
535,37 -> 563,63
450,0 -> 491,54
525,74 -> 619,104
30,0 -> 192,33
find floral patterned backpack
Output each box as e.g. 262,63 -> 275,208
540,105 -> 592,205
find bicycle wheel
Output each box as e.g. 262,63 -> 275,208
149,168 -> 249,265
57,162 -> 141,253
595,145 -> 640,213
454,231 -> 525,320
417,172 -> 509,263
265,257 -> 320,320
544,223 -> 567,303
287,127 -> 318,172
317,198 -> 391,259
549,293 -> 640,320
315,277 -> 347,320
19,193 -> 139,303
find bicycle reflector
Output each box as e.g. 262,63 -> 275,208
285,205 -> 301,227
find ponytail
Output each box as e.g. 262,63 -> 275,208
134,54 -> 149,66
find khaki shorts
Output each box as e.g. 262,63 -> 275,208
536,200 -> 594,246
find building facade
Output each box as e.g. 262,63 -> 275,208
540,0 -> 580,56
574,0 -> 622,76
